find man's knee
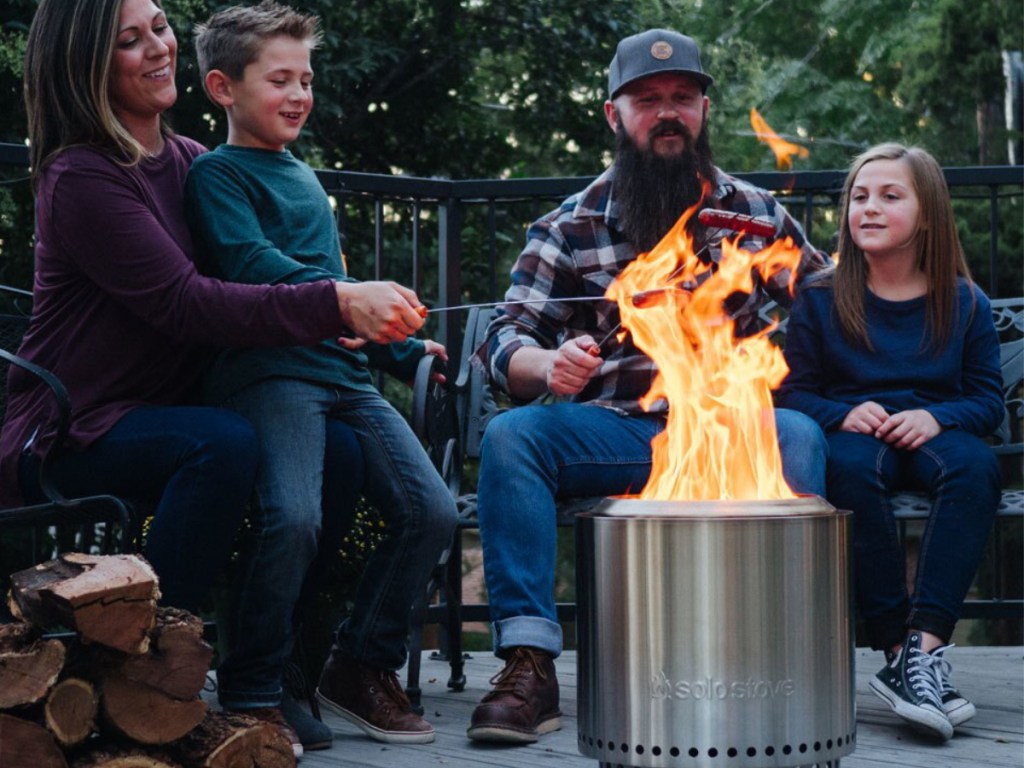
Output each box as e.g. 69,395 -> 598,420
480,407 -> 549,466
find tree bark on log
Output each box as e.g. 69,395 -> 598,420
8,554 -> 158,655
0,712 -> 69,768
44,676 -> 97,747
119,607 -> 212,700
101,674 -> 206,744
168,710 -> 295,768
0,621 -> 66,709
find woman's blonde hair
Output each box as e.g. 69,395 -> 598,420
24,0 -> 172,184
833,142 -> 973,351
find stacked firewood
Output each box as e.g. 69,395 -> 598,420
0,553 -> 294,768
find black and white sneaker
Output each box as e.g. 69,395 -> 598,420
869,631 -> 953,740
932,644 -> 977,727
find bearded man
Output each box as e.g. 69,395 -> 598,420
467,29 -> 831,744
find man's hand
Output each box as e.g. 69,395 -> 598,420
839,401 -> 888,434
335,281 -> 425,344
545,336 -> 604,397
875,409 -> 941,450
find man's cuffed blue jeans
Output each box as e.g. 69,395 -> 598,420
826,429 -> 999,650
215,379 -> 457,710
475,403 -> 826,658
19,405 -> 258,614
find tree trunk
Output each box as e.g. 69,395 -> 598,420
0,621 -> 66,709
8,554 -> 158,655
101,674 -> 207,744
44,677 -> 97,747
168,710 -> 295,768
0,713 -> 69,768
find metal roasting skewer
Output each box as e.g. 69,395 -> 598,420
422,210 -> 777,358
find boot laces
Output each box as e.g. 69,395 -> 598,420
486,648 -> 547,699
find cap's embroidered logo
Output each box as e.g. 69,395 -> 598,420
650,41 -> 673,60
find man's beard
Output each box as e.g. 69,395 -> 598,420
613,118 -> 716,253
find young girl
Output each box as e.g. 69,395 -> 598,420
777,143 -> 1003,741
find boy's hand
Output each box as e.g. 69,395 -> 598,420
335,281 -> 425,343
422,339 -> 448,385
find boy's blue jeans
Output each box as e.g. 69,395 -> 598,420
215,379 -> 457,710
826,429 -> 999,651
18,405 -> 258,614
476,403 -> 827,658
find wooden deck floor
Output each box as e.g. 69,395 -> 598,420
285,647 -> 1023,768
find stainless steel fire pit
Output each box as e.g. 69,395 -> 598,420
576,496 -> 854,768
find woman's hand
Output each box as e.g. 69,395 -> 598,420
335,281 -> 424,344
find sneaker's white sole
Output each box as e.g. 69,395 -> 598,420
315,690 -> 435,744
869,678 -> 953,740
945,698 -> 977,727
467,715 -> 562,744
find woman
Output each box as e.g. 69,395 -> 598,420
1,0 -> 425,614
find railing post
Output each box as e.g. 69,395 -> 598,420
438,194 -> 463,358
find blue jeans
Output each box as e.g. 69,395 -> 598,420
215,379 -> 457,709
826,430 -> 999,650
475,403 -> 827,658
19,406 -> 257,614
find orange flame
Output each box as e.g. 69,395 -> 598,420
750,108 -> 809,170
607,206 -> 803,501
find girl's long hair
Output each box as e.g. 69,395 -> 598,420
833,143 -> 973,351
24,0 -> 171,186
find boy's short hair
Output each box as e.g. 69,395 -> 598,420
194,0 -> 321,84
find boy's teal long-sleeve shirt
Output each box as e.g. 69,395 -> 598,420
185,144 -> 423,404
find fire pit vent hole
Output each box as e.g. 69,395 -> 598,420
581,732 -> 856,764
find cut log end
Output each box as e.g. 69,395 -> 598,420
102,674 -> 207,745
45,676 -> 98,747
0,633 -> 66,709
0,713 -> 69,768
170,710 -> 296,768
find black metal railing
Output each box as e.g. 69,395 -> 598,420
1,141 -> 1021,358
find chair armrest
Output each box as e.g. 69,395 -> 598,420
0,348 -> 139,551
412,354 -> 464,497
0,348 -> 74,505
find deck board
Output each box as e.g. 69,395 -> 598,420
262,647 -> 1022,767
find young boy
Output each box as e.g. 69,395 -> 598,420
187,1 -> 457,756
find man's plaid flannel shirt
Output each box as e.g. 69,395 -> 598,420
481,165 -> 830,415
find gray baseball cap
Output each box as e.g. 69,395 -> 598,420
608,29 -> 713,99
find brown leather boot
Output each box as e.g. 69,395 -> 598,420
315,652 -> 434,744
467,646 -> 562,743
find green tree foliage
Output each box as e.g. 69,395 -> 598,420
2,0 -> 1020,174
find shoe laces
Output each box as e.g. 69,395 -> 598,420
370,667 -> 413,713
904,645 -> 945,706
486,647 -> 548,700
931,644 -> 957,695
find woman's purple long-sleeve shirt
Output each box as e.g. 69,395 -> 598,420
0,136 -> 343,504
